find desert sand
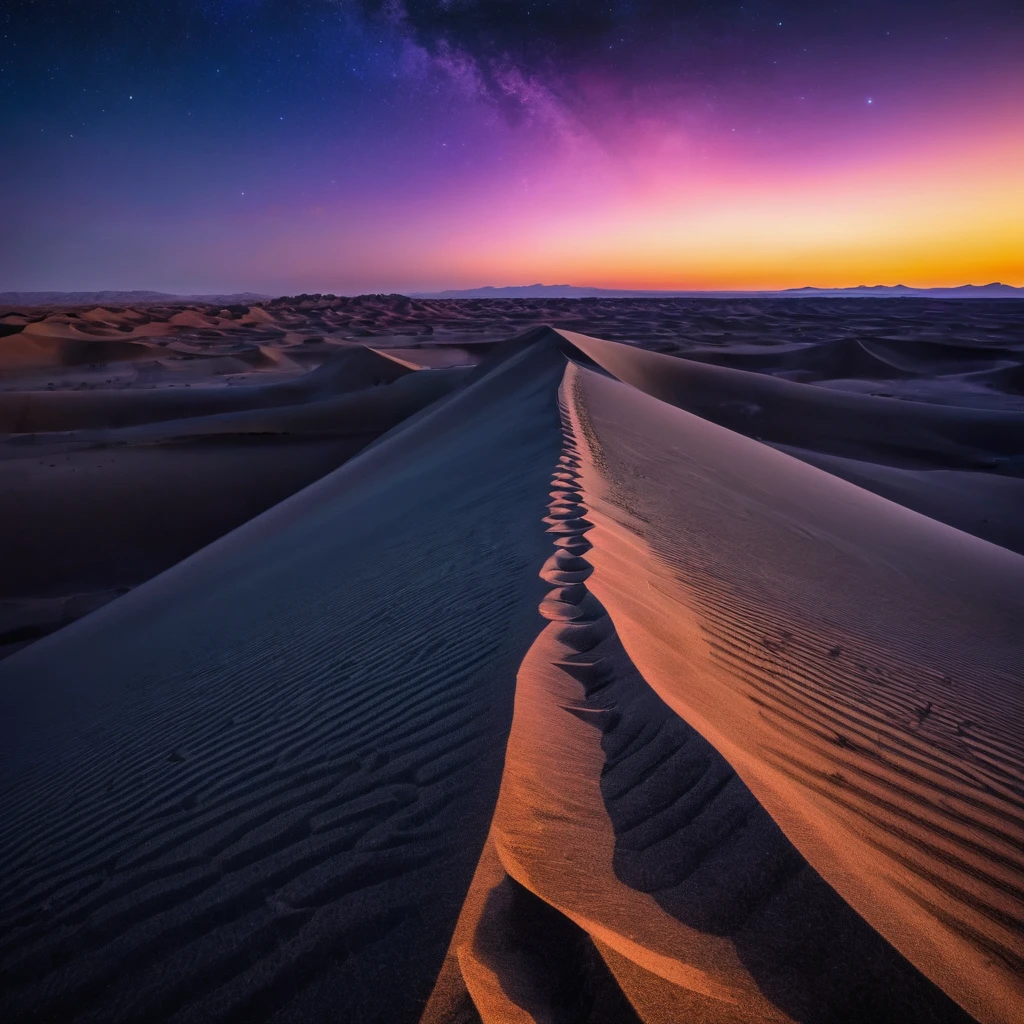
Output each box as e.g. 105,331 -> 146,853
0,297 -> 1022,1022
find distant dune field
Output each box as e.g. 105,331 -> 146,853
0,297 -> 1022,1023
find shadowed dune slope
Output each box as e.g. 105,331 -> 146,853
555,347 -> 1024,1024
0,335 -> 158,370
677,335 -> 1022,384
557,330 -> 1024,469
679,336 -> 921,381
0,345 -> 416,433
35,366 -> 467,447
0,339 -> 564,1023
770,445 -> 1024,556
0,367 -> 468,656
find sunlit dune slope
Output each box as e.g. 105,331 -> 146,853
424,390 -> 977,1024
552,332 -> 1024,1023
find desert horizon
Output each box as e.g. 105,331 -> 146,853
3,281 -> 1024,305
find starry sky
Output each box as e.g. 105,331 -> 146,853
2,1 -> 1022,293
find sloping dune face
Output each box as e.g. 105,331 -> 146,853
0,340 -> 563,1021
552,336 -> 1024,1023
0,344 -> 418,433
0,345 -> 467,657
0,326 -> 1022,1024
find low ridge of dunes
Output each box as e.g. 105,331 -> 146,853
0,345 -> 418,433
0,325 -> 1022,1023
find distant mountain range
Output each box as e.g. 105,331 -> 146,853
0,290 -> 271,306
783,283 -> 1024,298
413,282 -> 1024,299
3,284 -> 1021,307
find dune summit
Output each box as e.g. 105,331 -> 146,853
0,300 -> 1022,1023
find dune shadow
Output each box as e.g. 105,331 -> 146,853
469,874 -> 643,1024
587,619 -> 976,1023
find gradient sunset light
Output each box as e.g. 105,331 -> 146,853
2,1 -> 1022,293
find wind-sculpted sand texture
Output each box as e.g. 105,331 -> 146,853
0,339 -> 563,1021
1,320 -> 1022,1022
555,341 -> 1024,1023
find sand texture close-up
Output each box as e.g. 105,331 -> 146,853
0,297 -> 1022,1023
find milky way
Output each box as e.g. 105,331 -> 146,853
2,1 -> 1021,292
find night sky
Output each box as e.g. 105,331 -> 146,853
2,1 -> 1022,293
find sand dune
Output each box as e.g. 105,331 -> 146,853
553,339 -> 1024,1023
1,311 -> 1022,1022
680,335 -> 1020,384
6,293 -> 1023,357
559,329 -> 1024,467
681,336 -> 922,381
0,334 -> 158,371
772,446 -> 1024,556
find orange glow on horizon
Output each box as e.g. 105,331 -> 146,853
423,113 -> 1024,292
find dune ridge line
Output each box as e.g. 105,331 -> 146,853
421,358 -> 976,1023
